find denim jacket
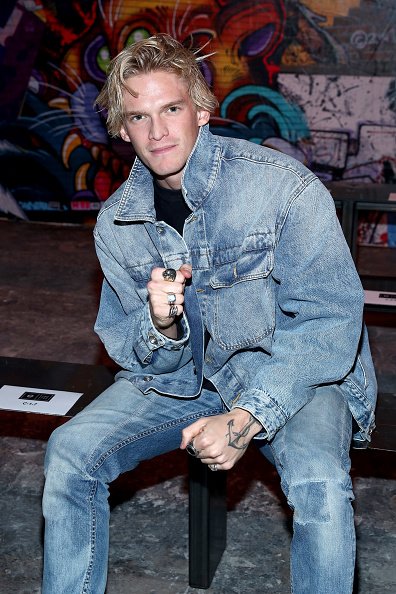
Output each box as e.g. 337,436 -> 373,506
94,124 -> 377,445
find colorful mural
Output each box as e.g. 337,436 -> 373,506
1,0 -> 395,242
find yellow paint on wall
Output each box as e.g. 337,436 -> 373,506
302,0 -> 361,26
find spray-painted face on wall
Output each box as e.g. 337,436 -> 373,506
90,0 -> 286,99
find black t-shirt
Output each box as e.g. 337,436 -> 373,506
153,180 -> 191,235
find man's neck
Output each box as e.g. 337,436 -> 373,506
154,171 -> 183,191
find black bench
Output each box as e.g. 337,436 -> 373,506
0,356 -> 394,589
0,355 -> 225,589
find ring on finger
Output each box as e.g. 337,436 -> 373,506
168,304 -> 178,318
163,268 -> 177,282
167,293 -> 176,305
208,464 -> 218,471
186,441 -> 200,457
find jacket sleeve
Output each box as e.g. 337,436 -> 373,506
233,178 -> 365,440
93,225 -> 192,374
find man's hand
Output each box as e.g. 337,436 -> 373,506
147,264 -> 192,339
180,408 -> 262,470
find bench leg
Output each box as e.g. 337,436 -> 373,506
188,456 -> 227,589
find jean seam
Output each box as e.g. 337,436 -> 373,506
88,406 -> 222,473
82,479 -> 98,594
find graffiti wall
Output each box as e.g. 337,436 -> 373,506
1,0 -> 395,241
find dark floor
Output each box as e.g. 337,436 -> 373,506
0,219 -> 395,594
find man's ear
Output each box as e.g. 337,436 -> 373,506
197,109 -> 211,127
120,126 -> 131,143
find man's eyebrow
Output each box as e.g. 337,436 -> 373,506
162,98 -> 187,109
125,99 -> 187,117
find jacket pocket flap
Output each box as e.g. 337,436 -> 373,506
210,248 -> 274,288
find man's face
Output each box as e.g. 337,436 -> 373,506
119,70 -> 210,190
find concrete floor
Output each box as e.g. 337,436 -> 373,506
0,219 -> 395,593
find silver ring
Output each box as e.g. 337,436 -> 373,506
163,268 -> 177,282
209,464 -> 218,471
186,441 -> 200,457
168,304 -> 178,318
167,293 -> 176,304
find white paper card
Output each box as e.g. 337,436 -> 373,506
364,290 -> 396,307
0,384 -> 83,415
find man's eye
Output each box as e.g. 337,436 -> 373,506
131,115 -> 144,122
168,106 -> 179,113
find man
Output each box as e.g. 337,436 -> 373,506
42,34 -> 377,593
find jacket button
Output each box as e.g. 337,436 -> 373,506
148,333 -> 158,345
156,226 -> 165,234
143,375 -> 153,382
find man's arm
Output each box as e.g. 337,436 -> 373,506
93,227 -> 192,373
226,178 -> 366,440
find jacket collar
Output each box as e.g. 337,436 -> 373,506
114,124 -> 221,222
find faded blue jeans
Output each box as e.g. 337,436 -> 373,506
42,379 -> 354,594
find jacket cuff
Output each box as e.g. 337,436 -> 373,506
231,388 -> 288,441
134,303 -> 190,363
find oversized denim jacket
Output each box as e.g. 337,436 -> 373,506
94,124 -> 377,445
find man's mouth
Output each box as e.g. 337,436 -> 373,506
150,144 -> 176,155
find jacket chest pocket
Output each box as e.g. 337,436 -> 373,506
209,245 -> 275,350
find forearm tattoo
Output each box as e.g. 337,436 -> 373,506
226,415 -> 260,450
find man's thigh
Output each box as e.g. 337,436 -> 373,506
46,378 -> 224,481
258,384 -> 353,485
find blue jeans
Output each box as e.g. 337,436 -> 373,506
259,384 -> 355,593
42,380 -> 354,594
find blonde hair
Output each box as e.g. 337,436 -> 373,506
96,33 -> 218,137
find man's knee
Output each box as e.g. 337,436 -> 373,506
287,478 -> 354,525
44,420 -> 89,477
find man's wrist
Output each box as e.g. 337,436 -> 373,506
226,408 -> 262,450
156,319 -> 178,339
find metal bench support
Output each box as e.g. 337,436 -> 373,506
188,456 -> 227,589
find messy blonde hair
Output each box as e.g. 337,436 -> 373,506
95,33 -> 218,137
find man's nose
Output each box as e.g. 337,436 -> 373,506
149,116 -> 168,141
